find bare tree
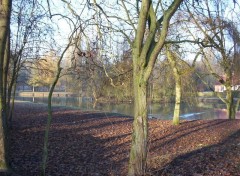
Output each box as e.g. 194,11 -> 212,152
41,41 -> 72,176
41,1 -> 92,175
8,0 -> 53,123
186,0 -> 240,119
85,0 -> 184,174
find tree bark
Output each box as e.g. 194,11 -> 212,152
166,47 -> 181,125
7,56 -> 19,125
7,59 -> 21,126
0,0 -> 12,170
3,34 -> 9,122
173,75 -> 181,125
224,68 -> 236,119
128,68 -> 148,176
41,67 -> 62,176
127,0 -> 183,174
8,76 -> 17,124
41,42 -> 71,176
226,85 -> 235,119
4,35 -> 11,127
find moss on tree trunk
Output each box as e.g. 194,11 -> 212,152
226,86 -> 235,119
128,72 -> 148,176
126,0 -> 183,174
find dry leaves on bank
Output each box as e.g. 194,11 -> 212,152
8,102 -> 240,176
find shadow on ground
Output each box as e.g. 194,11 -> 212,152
148,122 -> 240,175
9,102 -> 132,176
9,102 -> 240,176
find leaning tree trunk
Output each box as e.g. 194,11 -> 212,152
41,67 -> 62,176
128,68 -> 148,176
41,41 -> 71,176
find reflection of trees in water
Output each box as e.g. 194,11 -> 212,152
214,109 -> 228,119
15,96 -> 240,119
66,97 -> 78,107
212,103 -> 225,109
214,108 -> 240,119
96,102 -> 134,116
197,102 -> 225,109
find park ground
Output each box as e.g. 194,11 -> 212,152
7,101 -> 240,175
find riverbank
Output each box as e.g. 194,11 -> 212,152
9,101 -> 240,175
17,91 -> 77,97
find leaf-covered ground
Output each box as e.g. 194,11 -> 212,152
7,101 -> 240,175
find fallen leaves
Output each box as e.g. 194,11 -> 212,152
8,102 -> 240,175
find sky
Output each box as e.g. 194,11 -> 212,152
10,0 -> 240,63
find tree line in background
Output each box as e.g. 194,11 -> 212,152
0,0 -> 239,175
17,39 -> 213,102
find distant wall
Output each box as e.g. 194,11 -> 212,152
197,92 -> 215,97
17,91 -> 78,97
198,91 -> 240,98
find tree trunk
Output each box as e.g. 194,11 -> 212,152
224,68 -> 236,120
7,59 -> 18,124
128,70 -> 148,176
3,34 -> 9,122
0,95 -> 7,170
126,0 -> 183,174
41,41 -> 71,175
226,86 -> 235,119
166,47 -> 182,125
0,0 -> 12,170
8,78 -> 17,124
173,77 -> 181,125
41,67 -> 62,176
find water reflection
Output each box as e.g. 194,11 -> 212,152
15,96 -> 240,120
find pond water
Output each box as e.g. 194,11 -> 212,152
15,96 -> 240,120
